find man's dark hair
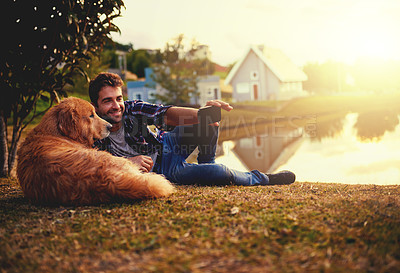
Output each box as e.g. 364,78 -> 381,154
89,72 -> 124,106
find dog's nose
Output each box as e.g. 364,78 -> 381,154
106,123 -> 113,131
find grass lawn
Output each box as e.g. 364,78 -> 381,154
2,94 -> 400,272
1,178 -> 399,272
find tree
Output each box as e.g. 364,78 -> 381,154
303,61 -> 348,94
1,0 -> 125,177
64,56 -> 110,96
130,50 -> 152,78
102,40 -> 133,70
151,34 -> 202,105
351,58 -> 400,93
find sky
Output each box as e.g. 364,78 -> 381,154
110,0 -> 400,66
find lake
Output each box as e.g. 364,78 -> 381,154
215,111 -> 400,185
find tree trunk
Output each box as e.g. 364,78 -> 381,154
8,143 -> 18,177
7,124 -> 22,177
0,115 -> 8,177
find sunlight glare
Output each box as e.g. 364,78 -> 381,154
334,4 -> 400,63
349,27 -> 397,61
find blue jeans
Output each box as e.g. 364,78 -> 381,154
154,124 -> 270,186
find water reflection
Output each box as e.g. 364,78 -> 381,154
311,113 -> 347,141
354,110 -> 399,142
231,128 -> 303,173
216,111 -> 400,185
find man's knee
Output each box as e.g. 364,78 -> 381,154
176,163 -> 232,186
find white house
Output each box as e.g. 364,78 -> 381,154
190,75 -> 221,106
186,45 -> 212,61
225,45 -> 308,101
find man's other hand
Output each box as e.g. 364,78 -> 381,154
127,155 -> 154,173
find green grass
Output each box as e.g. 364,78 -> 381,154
3,94 -> 400,272
1,178 -> 399,272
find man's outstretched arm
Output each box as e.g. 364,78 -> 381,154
164,100 -> 233,126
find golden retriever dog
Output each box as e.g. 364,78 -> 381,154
17,97 -> 174,206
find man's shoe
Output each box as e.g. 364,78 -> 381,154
266,170 -> 296,185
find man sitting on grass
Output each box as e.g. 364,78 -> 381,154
89,72 -> 295,186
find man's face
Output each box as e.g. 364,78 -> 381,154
93,86 -> 125,125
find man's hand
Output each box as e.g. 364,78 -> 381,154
205,100 -> 233,112
204,100 -> 233,126
127,155 -> 154,173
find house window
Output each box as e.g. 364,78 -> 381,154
240,137 -> 252,149
148,92 -> 156,99
250,71 -> 259,80
255,150 -> 264,159
236,82 -> 250,93
281,83 -> 287,92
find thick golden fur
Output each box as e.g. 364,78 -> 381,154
17,97 -> 174,205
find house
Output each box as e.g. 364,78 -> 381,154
190,75 -> 221,106
186,45 -> 212,61
225,45 -> 308,101
128,68 -> 222,106
127,67 -> 157,102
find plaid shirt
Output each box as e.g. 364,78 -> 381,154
94,100 -> 172,156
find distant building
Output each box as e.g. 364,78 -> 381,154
225,45 -> 308,101
190,75 -> 221,106
127,68 -> 157,102
186,45 -> 212,61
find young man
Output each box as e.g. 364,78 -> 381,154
89,72 -> 295,186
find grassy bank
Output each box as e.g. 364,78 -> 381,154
2,94 -> 400,272
1,178 -> 399,272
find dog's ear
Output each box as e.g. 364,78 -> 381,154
57,103 -> 80,141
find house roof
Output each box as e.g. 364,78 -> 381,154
127,67 -> 156,89
225,45 -> 307,85
127,80 -> 146,88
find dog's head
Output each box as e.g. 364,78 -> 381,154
41,97 -> 112,146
